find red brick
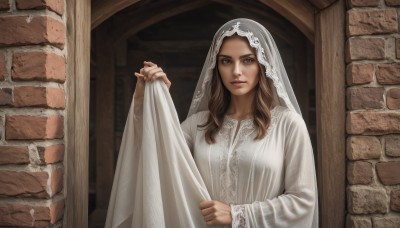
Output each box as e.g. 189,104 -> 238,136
16,0 -> 64,15
0,0 -> 9,10
385,0 -> 400,6
37,144 -> 64,164
372,216 -> 400,228
391,189 -> 400,212
346,38 -> 385,62
0,16 -> 65,49
12,51 -> 65,82
347,9 -> 397,36
0,170 -> 49,198
0,146 -> 29,164
376,161 -> 400,185
387,88 -> 400,110
347,87 -> 384,110
347,161 -> 373,184
386,135 -> 400,157
346,63 -> 373,85
0,88 -> 12,106
347,186 -> 388,214
349,0 -> 380,7
376,63 -> 400,85
5,115 -> 64,140
0,52 -> 6,80
347,112 -> 400,135
50,199 -> 64,224
347,136 -> 381,160
14,86 -> 65,108
396,39 -> 400,59
0,200 -> 64,226
51,168 -> 63,196
346,215 -> 372,228
0,203 -> 47,226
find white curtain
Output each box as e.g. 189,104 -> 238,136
105,81 -> 210,228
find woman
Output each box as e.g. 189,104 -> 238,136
109,18 -> 318,228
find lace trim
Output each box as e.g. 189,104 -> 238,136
218,121 -> 236,204
189,21 -> 295,116
231,204 -> 246,228
219,107 -> 281,204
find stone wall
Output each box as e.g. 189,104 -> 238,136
346,0 -> 400,227
0,0 -> 66,227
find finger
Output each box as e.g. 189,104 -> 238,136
142,65 -> 159,77
199,200 -> 215,209
147,67 -> 164,80
206,220 -> 216,226
139,67 -> 145,75
144,61 -> 157,67
161,75 -> 171,89
201,206 -> 216,216
134,72 -> 144,77
204,213 -> 216,222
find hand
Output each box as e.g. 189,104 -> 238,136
199,200 -> 232,226
134,61 -> 171,89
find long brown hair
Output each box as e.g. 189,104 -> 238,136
199,61 -> 275,144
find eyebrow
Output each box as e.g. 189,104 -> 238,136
217,54 -> 256,58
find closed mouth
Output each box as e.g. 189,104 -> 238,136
231,81 -> 246,84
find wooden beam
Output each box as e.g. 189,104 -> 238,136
315,0 -> 345,227
257,0 -> 315,42
65,0 -> 91,227
308,0 -> 338,10
91,0 -> 141,29
212,0 -> 312,43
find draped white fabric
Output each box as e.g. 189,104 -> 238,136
105,81 -> 210,228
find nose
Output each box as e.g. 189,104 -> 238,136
233,61 -> 241,77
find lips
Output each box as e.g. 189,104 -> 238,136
230,80 -> 246,88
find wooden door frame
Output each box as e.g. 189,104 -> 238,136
66,0 -> 345,227
65,0 -> 91,227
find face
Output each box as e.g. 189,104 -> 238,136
217,36 -> 260,98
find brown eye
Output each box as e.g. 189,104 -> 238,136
220,58 -> 232,65
243,58 -> 255,64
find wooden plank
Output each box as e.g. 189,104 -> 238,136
308,0 -> 338,10
257,0 -> 315,42
90,21 -> 116,226
315,0 -> 345,227
65,0 -> 91,227
91,0 -> 140,29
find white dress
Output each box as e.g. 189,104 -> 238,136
181,106 -> 317,228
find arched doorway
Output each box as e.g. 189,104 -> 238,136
89,3 -> 315,226
66,0 -> 345,227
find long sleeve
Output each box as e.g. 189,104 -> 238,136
231,112 -> 317,228
181,111 -> 208,152
181,115 -> 194,152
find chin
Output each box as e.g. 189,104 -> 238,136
228,89 -> 252,97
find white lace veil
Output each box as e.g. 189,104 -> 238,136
187,18 -> 301,118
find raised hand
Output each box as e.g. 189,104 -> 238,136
134,61 -> 171,89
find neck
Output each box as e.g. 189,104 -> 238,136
226,91 -> 255,120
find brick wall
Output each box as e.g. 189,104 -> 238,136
346,0 -> 400,227
0,0 -> 66,227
